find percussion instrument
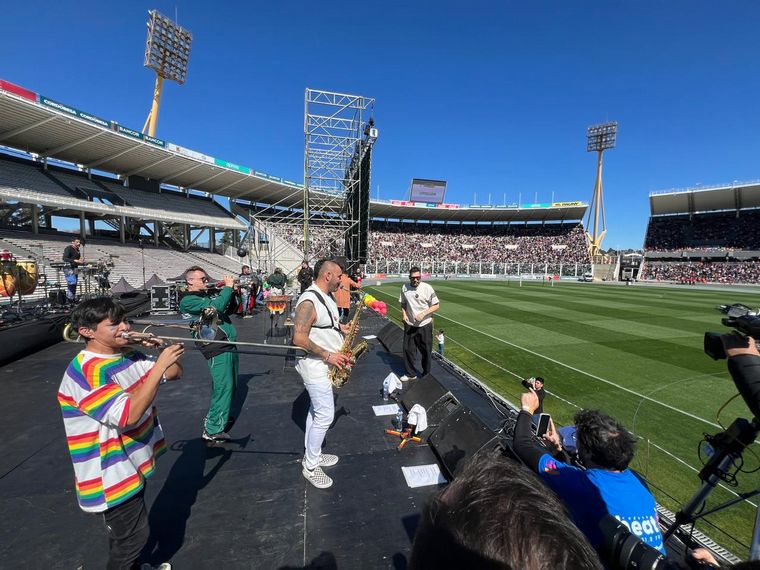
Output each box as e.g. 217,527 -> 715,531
0,256 -> 37,297
266,295 -> 290,315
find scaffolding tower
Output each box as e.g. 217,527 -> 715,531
303,88 -> 376,263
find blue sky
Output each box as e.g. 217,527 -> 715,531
2,1 -> 760,249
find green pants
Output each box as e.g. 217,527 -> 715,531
204,350 -> 238,435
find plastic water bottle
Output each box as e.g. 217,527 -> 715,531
395,408 -> 404,430
382,378 -> 389,401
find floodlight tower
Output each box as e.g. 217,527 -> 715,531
584,122 -> 617,257
142,10 -> 192,138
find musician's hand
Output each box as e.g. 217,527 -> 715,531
140,334 -> 164,348
157,343 -> 185,369
326,351 -> 351,369
340,322 -> 352,335
223,275 -> 235,288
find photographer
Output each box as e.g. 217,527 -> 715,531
523,376 -> 546,414
723,333 -> 760,421
512,389 -> 665,556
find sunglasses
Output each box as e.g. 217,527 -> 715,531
410,276 -> 421,281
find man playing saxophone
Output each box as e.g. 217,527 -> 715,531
292,259 -> 352,489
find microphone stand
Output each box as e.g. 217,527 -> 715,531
138,239 -> 146,289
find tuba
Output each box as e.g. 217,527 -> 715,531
329,300 -> 368,388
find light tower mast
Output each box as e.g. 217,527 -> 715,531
584,121 -> 617,257
142,10 -> 192,138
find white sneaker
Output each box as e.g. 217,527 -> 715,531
319,453 -> 339,467
400,375 -> 417,382
302,465 -> 333,489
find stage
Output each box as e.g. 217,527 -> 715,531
0,306 -> 511,569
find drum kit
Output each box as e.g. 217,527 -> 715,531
0,248 -> 116,327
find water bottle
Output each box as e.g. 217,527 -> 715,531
382,378 -> 389,401
395,408 -> 404,431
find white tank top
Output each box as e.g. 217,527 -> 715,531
294,284 -> 343,382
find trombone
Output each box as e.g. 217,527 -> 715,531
61,320 -> 307,358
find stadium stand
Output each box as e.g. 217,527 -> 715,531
261,220 -> 591,273
641,185 -> 760,284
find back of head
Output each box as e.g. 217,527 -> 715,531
71,297 -> 126,333
409,455 -> 602,570
574,409 -> 637,471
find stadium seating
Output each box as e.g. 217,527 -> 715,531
262,220 -> 591,268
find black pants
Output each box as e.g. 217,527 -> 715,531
338,307 -> 350,322
101,489 -> 149,570
404,322 -> 433,378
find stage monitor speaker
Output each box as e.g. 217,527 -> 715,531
429,407 -> 506,479
400,374 -> 460,433
49,290 -> 67,305
377,322 -> 404,354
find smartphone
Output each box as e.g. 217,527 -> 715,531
536,413 -> 551,438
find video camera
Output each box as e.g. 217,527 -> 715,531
704,304 -> 760,360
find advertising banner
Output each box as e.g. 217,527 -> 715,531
214,158 -> 252,175
552,201 -> 583,207
0,80 -> 37,102
39,95 -> 110,129
167,143 -> 215,164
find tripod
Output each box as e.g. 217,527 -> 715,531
138,239 -> 147,289
663,417 -> 760,559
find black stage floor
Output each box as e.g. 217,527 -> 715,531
0,307 -> 507,569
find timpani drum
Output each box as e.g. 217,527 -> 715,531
0,258 -> 16,297
14,259 -> 38,295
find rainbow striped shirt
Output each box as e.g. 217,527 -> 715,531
58,350 -> 166,513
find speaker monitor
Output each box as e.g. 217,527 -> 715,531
429,407 -> 506,479
377,322 -> 404,354
400,374 -> 460,433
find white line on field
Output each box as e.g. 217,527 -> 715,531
445,334 -> 758,508
367,287 -> 722,429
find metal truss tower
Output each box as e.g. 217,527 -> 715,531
303,88 -> 375,262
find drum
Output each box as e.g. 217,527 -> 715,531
0,260 -> 16,297
15,259 -> 38,295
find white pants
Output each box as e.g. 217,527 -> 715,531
303,380 -> 335,470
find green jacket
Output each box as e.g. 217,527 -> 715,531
267,272 -> 286,288
178,287 -> 237,341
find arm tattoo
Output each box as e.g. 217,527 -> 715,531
293,300 -> 328,359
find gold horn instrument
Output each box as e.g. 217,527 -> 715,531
60,323 -> 307,358
329,300 -> 368,388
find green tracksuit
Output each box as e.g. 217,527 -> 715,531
179,287 -> 239,435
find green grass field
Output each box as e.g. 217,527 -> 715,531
366,280 -> 760,558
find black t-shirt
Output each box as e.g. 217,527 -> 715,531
535,388 -> 546,414
62,245 -> 80,269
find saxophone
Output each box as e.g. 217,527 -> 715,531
329,300 -> 368,388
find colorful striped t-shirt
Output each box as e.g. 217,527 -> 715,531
58,349 -> 166,513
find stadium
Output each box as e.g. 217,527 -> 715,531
1,6 -> 759,570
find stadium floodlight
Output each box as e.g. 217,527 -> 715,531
584,121 -> 618,258
586,122 -> 617,152
141,10 -> 193,137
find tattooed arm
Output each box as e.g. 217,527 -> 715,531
292,300 -> 350,368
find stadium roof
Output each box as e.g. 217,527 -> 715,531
649,181 -> 760,216
0,79 -> 588,223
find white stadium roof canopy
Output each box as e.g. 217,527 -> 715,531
0,79 -> 587,223
650,182 -> 760,216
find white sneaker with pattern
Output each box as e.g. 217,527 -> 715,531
302,465 -> 333,489
319,453 -> 339,467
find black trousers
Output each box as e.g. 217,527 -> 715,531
101,489 -> 149,570
403,322 -> 433,377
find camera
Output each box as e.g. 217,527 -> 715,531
521,377 -> 537,390
703,304 -> 760,360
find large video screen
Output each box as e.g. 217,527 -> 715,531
409,178 -> 447,204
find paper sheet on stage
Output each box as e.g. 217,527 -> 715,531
372,403 -> 401,416
402,464 -> 447,488
362,334 -> 377,339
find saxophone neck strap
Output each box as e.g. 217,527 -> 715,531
302,289 -> 340,332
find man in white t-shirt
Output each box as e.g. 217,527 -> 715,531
292,259 -> 352,489
399,267 -> 440,381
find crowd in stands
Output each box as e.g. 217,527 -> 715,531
642,261 -> 760,284
270,221 -> 591,265
644,210 -> 760,252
